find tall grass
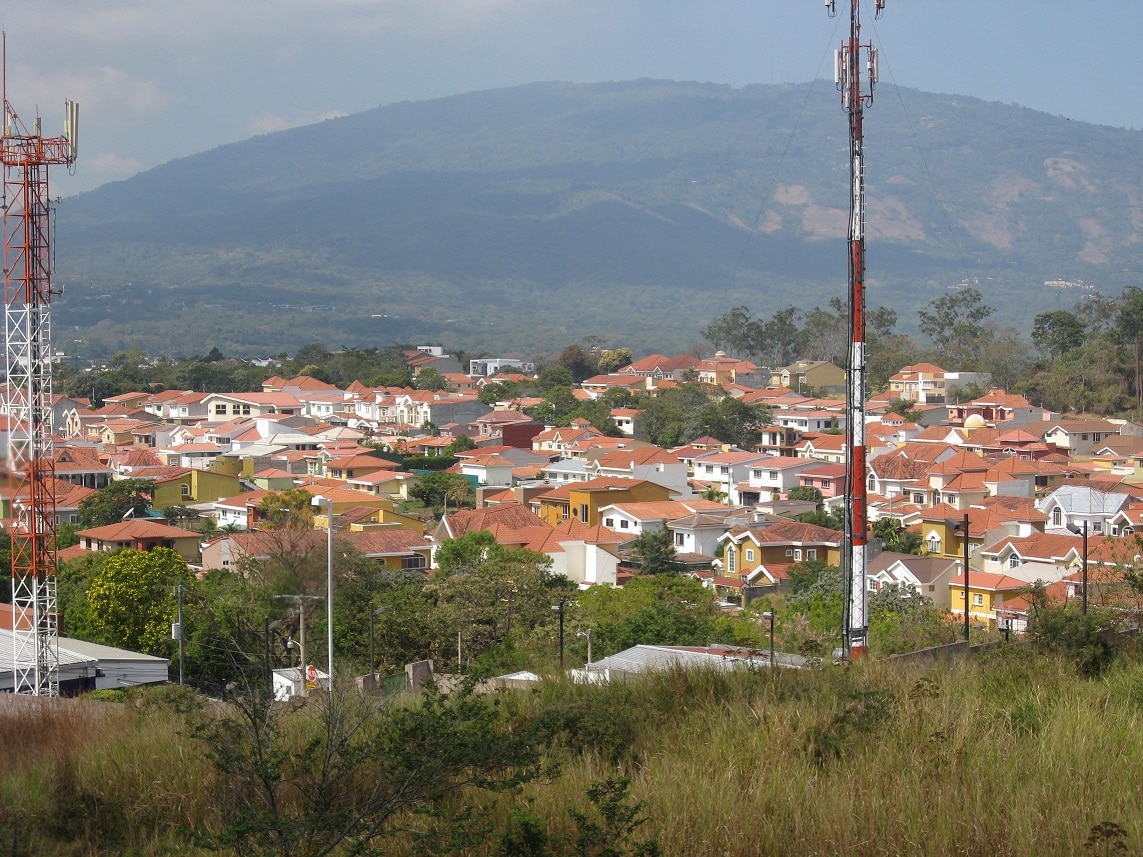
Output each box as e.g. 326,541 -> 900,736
0,688 -> 217,856
4,651 -> 1143,855
506,653 -> 1143,856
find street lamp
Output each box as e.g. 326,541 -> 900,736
312,495 -> 335,691
369,606 -> 387,685
551,600 -> 566,671
762,611 -> 775,667
577,627 -> 593,670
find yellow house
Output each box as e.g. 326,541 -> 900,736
308,487 -> 424,535
949,570 -> 1026,626
769,360 -> 845,391
533,477 -> 671,527
149,469 -> 243,510
917,505 -> 984,562
720,519 -> 843,586
338,505 -> 425,536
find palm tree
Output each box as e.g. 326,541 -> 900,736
700,484 -> 728,504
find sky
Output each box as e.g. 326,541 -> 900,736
4,1 -> 1142,197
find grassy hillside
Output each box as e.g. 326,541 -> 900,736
4,648 -> 1143,855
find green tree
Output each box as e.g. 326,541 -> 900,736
414,367 -> 451,391
628,528 -> 684,576
918,286 -> 995,363
871,518 -> 923,554
1032,310 -> 1086,360
410,470 -> 474,514
576,576 -> 716,657
787,486 -> 823,503
85,547 -> 192,655
1116,286 -> 1143,412
557,344 -> 599,383
256,487 -> 315,530
702,305 -> 765,362
596,347 -> 634,374
77,478 -> 154,528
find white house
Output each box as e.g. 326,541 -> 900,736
1036,485 -> 1129,535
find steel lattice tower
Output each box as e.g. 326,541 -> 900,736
2,34 -> 78,696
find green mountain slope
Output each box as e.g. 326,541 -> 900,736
53,80 -> 1143,358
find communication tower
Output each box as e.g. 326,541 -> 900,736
2,34 -> 78,695
826,0 -> 884,659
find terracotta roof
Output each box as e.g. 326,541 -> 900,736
78,520 -> 200,541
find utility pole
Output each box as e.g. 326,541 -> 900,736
275,594 -> 322,696
175,584 -> 185,685
827,0 -> 885,661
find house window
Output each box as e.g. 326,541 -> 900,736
579,504 -> 589,522
181,484 -> 191,498
1093,521 -> 1104,534
403,555 -> 428,570
604,518 -> 614,528
69,514 -> 78,524
674,532 -> 684,547
720,466 -> 729,475
928,585 -> 935,592
972,593 -> 983,607
927,534 -> 941,554
241,405 -> 251,415
806,549 -> 817,560
620,520 -> 629,529
214,404 -> 227,415
793,549 -> 803,561
1052,508 -> 1063,527
727,549 -> 735,575
913,493 -> 925,504
768,471 -> 778,480
786,549 -> 794,557
745,549 -> 755,562
1008,555 -> 1020,569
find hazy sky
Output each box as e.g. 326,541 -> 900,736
4,1 -> 1141,196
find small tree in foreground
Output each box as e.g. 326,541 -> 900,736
195,682 -> 545,857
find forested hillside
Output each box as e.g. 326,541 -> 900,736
53,80 -> 1143,359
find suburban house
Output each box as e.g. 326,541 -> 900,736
532,477 -> 672,528
719,519 -> 843,587
1040,419 -> 1123,456
202,392 -> 304,422
866,551 -> 962,610
597,499 -> 729,537
691,450 -> 772,504
1036,484 -> 1130,535
73,520 -> 202,563
585,446 -> 691,496
768,360 -> 845,392
469,357 -> 535,377
201,529 -> 431,573
949,570 -> 1027,627
735,456 -> 823,505
979,531 -> 1086,585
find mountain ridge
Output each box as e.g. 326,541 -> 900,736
53,79 -> 1143,359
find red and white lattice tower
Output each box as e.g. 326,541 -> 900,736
827,0 -> 884,659
2,34 -> 78,696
